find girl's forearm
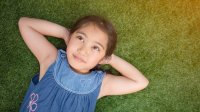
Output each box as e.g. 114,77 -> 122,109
109,54 -> 149,84
19,17 -> 70,40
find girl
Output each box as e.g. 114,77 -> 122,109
18,15 -> 149,112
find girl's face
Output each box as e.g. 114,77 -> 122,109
66,23 -> 108,74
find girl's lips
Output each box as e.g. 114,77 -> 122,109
73,54 -> 86,63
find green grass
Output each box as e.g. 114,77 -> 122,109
1,0 -> 200,111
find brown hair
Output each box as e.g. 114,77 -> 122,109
70,15 -> 117,58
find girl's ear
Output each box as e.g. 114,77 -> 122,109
99,56 -> 111,65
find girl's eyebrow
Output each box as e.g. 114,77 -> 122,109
76,31 -> 105,50
77,31 -> 87,37
95,41 -> 105,50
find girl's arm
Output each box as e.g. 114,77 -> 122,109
99,54 -> 149,97
18,17 -> 70,79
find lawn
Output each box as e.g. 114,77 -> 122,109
0,0 -> 200,112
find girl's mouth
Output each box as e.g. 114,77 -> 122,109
73,54 -> 86,63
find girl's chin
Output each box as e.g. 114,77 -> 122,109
70,64 -> 90,74
68,60 -> 89,73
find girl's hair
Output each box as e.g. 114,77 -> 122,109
70,15 -> 117,57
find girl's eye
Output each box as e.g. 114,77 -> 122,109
77,36 -> 84,42
92,46 -> 100,52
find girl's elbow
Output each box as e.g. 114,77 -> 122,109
18,17 -> 24,28
142,79 -> 149,89
18,17 -> 29,26
130,79 -> 149,93
18,17 -> 25,24
137,79 -> 149,90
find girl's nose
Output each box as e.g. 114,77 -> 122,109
78,45 -> 89,56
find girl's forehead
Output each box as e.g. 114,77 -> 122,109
76,23 -> 103,34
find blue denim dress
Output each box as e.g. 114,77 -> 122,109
20,49 -> 105,112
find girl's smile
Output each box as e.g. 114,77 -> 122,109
72,54 -> 87,63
